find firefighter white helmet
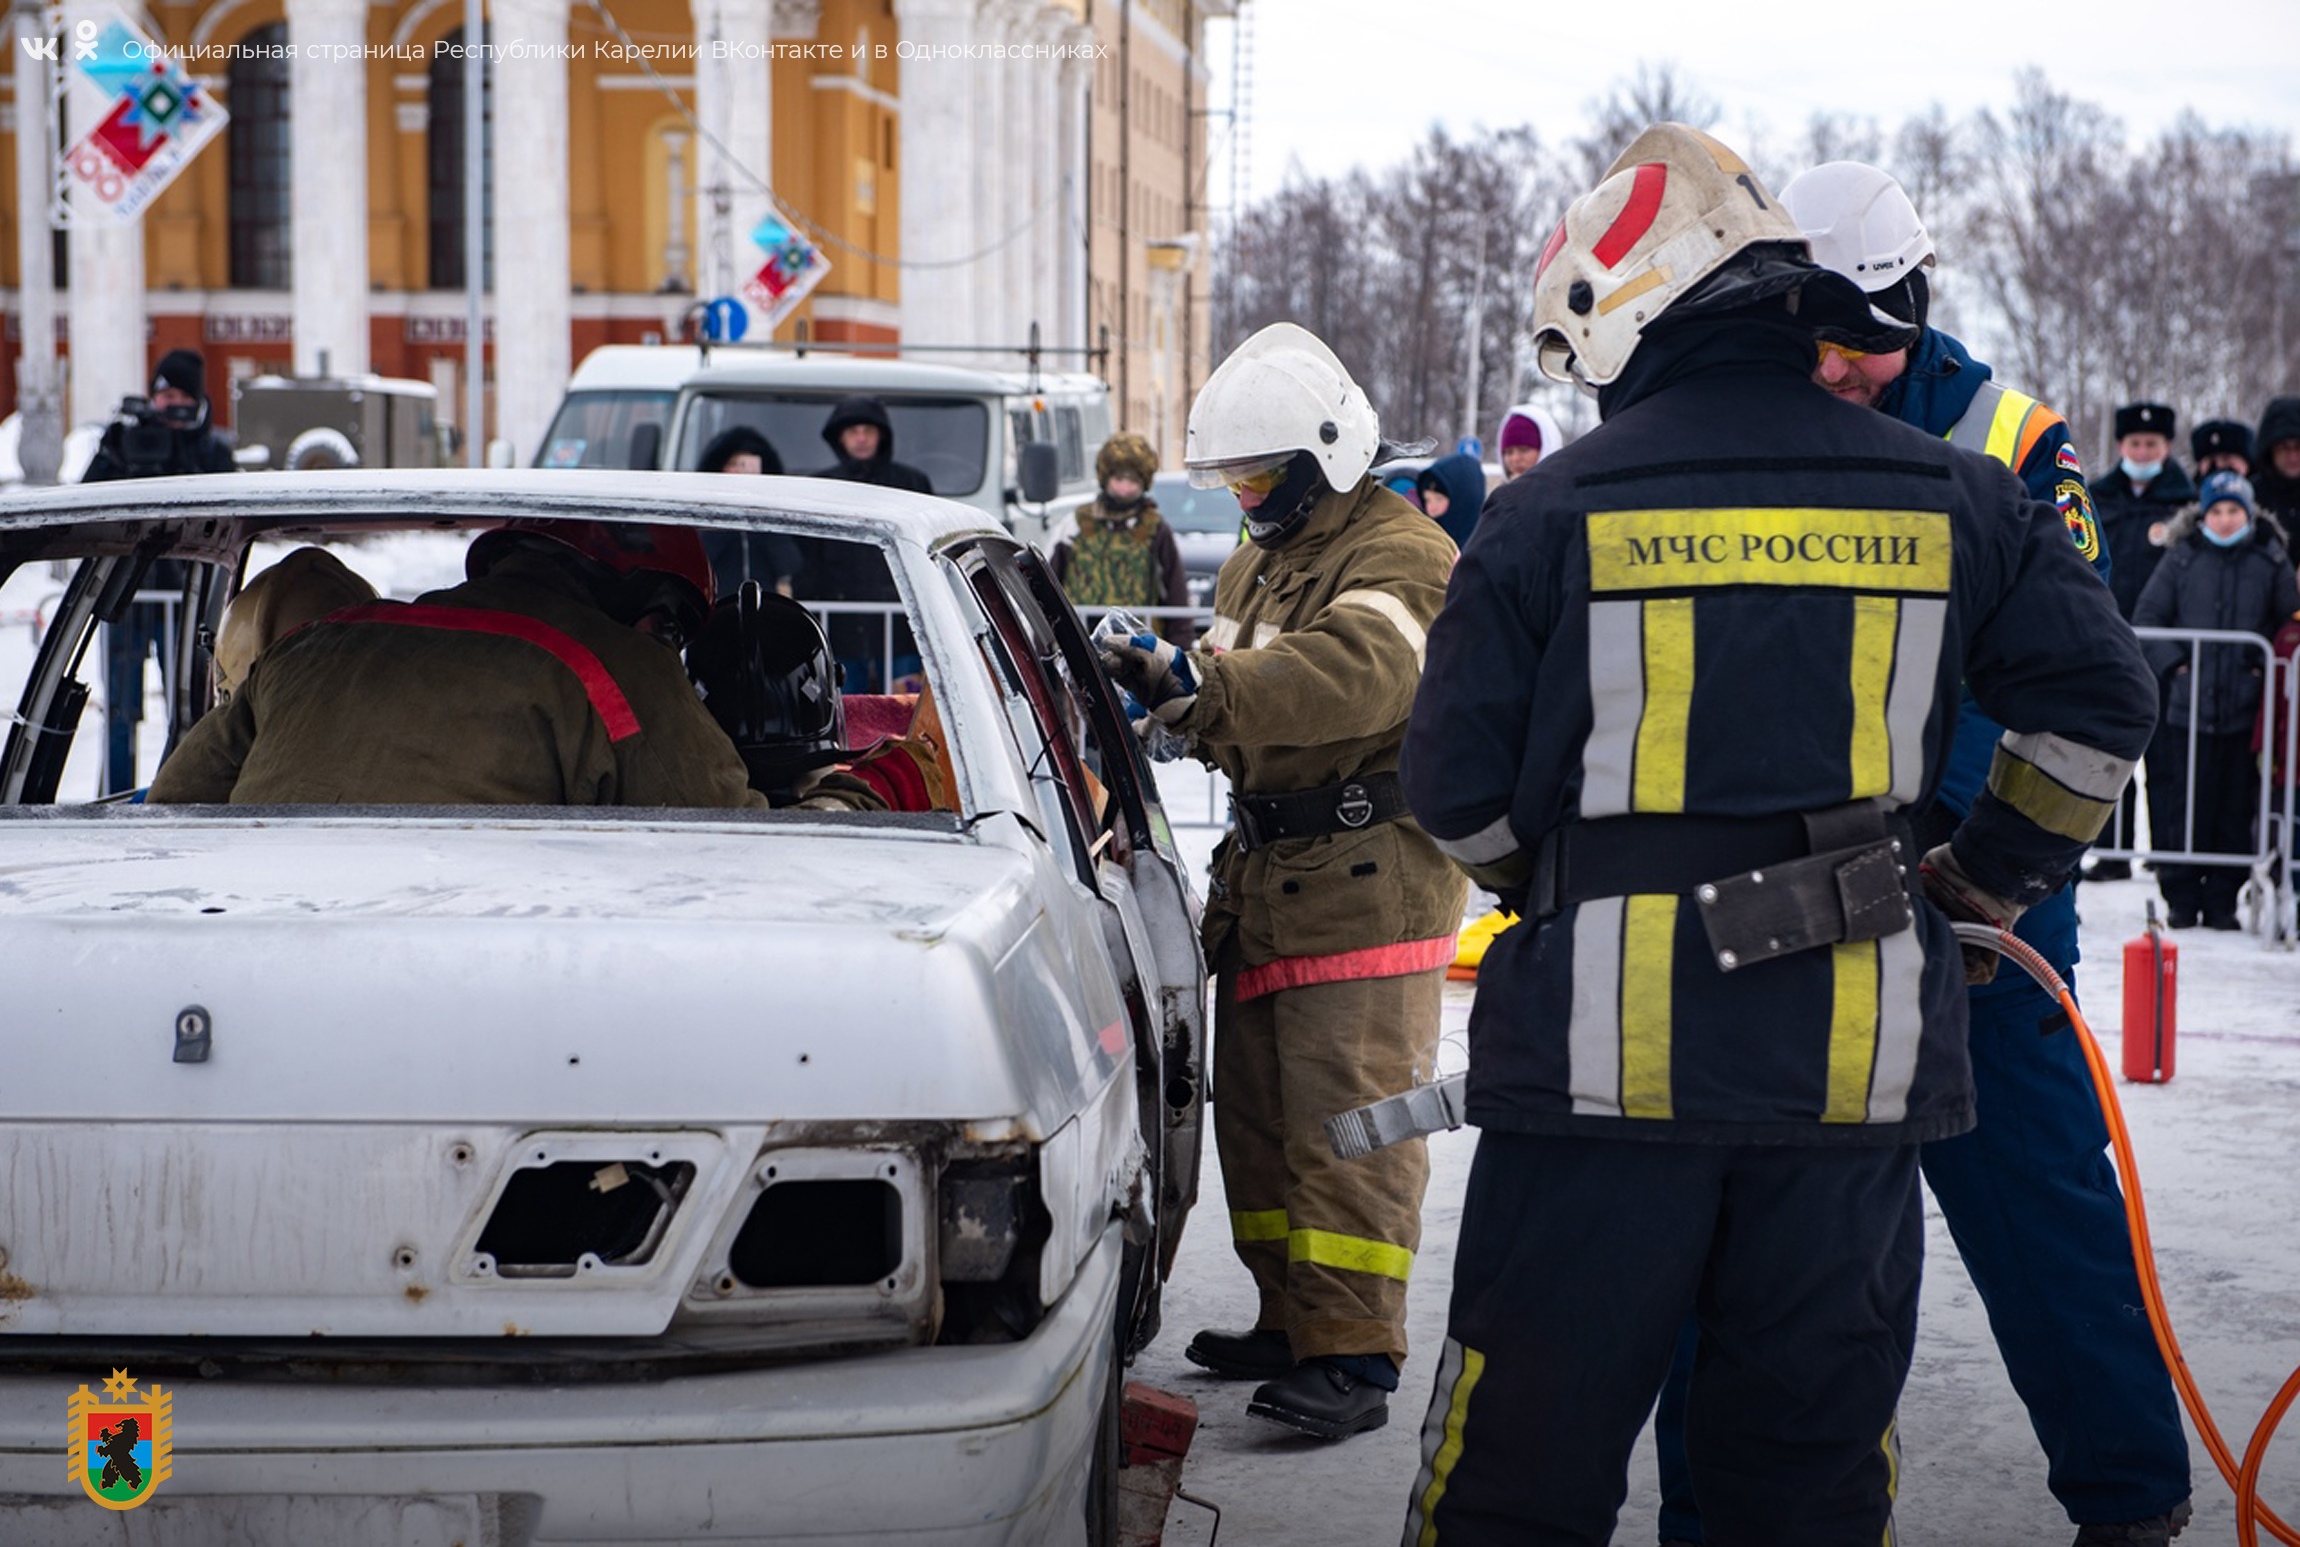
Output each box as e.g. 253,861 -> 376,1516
1778,161 -> 1935,294
1184,322 -> 1380,492
1531,123 -> 1907,392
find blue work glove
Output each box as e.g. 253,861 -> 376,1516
1098,633 -> 1199,728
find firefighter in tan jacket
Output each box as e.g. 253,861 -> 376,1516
1101,322 -> 1466,1440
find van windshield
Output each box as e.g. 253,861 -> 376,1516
675,393 -> 991,496
537,390 -> 676,469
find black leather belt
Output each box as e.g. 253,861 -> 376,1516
1529,803 -> 1917,971
1231,770 -> 1409,853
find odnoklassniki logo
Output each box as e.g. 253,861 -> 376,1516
67,1368 -> 172,1509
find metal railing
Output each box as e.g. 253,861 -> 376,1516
2088,626 -> 2295,946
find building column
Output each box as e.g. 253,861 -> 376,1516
1055,23 -> 1093,355
690,0 -> 772,315
967,0 -> 1014,352
1024,8 -> 1064,358
891,0 -> 974,349
491,0 -> 570,464
13,1 -> 62,480
994,2 -> 1033,356
286,0 -> 369,376
61,0 -> 145,427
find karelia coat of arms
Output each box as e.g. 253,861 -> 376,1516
67,1368 -> 172,1509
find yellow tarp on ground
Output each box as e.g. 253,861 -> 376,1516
1449,908 -> 1518,980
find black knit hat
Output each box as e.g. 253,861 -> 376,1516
2192,419 -> 2253,464
2114,401 -> 2175,441
150,348 -> 206,405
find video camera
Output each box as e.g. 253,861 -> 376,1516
108,395 -> 196,475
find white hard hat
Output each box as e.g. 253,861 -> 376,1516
1184,322 -> 1380,491
1531,123 -> 1813,391
1778,161 -> 1935,294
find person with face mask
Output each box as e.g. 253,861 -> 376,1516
2091,402 -> 2196,623
1051,432 -> 1194,646
2132,470 -> 2300,929
1098,321 -> 1466,1443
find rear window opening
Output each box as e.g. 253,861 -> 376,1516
473,1159 -> 696,1278
727,1178 -> 903,1289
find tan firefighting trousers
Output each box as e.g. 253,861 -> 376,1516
1212,959 -> 1444,1364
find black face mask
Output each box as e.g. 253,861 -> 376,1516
1101,487 -> 1145,515
1245,453 -> 1328,549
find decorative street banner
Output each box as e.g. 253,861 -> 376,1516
55,9 -> 229,223
740,209 -> 831,331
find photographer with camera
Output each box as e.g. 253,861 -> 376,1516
82,349 -> 236,792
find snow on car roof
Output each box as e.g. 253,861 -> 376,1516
0,468 -> 1006,549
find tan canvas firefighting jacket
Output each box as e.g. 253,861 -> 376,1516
1183,477 -> 1467,987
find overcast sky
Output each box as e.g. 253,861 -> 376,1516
1202,0 -> 2299,207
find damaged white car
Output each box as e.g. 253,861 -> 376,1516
0,470 -> 1206,1546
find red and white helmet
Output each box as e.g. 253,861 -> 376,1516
1531,123 -> 1907,391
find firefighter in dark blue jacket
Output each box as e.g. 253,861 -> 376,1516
1397,125 -> 2157,1544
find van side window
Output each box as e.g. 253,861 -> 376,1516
1055,407 -> 1085,485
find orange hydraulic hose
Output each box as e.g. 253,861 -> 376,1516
1949,922 -> 2300,1546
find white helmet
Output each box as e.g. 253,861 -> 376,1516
1184,322 -> 1380,492
1778,161 -> 1935,294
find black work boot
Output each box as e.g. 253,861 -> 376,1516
1183,1326 -> 1293,1380
2071,1498 -> 2193,1546
1246,1358 -> 1390,1440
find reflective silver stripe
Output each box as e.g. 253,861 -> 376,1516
1334,587 -> 1428,667
1405,1336 -> 1478,1547
1886,598 -> 1947,805
1582,600 -> 1644,818
1431,811 -> 1521,867
1944,378 -> 2005,451
1997,729 -> 2135,801
1252,621 -> 1285,650
1207,615 -> 1243,651
1568,897 -> 1625,1116
1866,923 -> 1927,1123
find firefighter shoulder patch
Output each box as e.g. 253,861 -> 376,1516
68,1369 -> 172,1510
2059,478 -> 2103,564
2056,443 -> 2085,476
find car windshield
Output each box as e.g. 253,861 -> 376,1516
675,393 -> 991,497
1150,475 -> 1244,535
0,515 -> 931,809
536,390 -> 676,469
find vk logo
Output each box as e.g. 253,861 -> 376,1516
18,35 -> 58,61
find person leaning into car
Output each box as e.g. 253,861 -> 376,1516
149,521 -> 864,810
1100,322 -> 1466,1443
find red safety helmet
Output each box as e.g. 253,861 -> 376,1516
468,519 -> 716,643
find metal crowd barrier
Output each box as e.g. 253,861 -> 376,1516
2089,626 -> 2295,946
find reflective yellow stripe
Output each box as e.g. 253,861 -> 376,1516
1824,941 -> 1880,1123
1982,391 -> 2035,467
1230,1208 -> 1288,1243
1288,1228 -> 1414,1282
1413,1342 -> 1487,1547
1620,894 -> 1676,1118
1881,1413 -> 1903,1547
1633,598 -> 1694,813
1586,509 -> 1953,594
1848,595 -> 1898,799
1987,748 -> 2119,842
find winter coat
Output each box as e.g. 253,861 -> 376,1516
148,548 -> 769,808
1185,477 -> 1468,981
1401,319 -> 2157,1147
2133,508 -> 2300,735
1416,451 -> 1488,551
81,420 -> 236,481
814,396 -> 933,494
2092,457 -> 2197,619
2252,396 -> 2300,531
1050,497 -> 1194,646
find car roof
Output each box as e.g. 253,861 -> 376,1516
680,354 -> 1107,397
565,345 -> 714,393
0,469 -> 1009,550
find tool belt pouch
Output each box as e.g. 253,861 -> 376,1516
1695,839 -> 1914,972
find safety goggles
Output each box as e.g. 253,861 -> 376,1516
1816,340 -> 1873,363
1186,452 -> 1294,493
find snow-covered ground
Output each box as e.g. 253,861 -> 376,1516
1145,768 -> 2300,1546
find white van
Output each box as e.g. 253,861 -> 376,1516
536,346 -> 1113,551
